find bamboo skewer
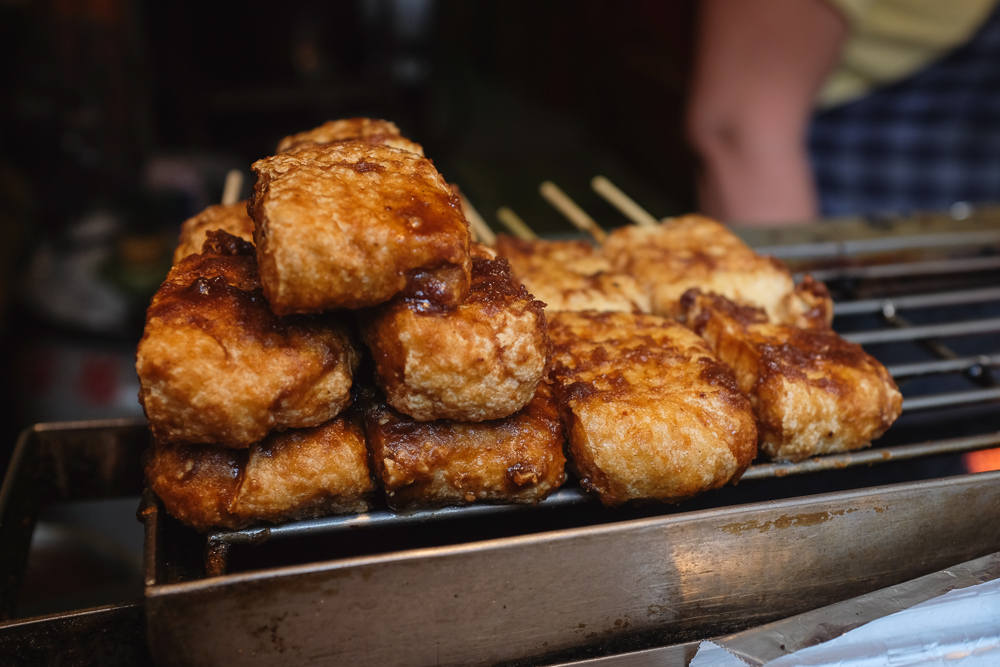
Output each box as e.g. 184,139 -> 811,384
591,175 -> 659,228
496,206 -> 538,241
460,193 -> 496,246
221,169 -> 244,205
539,180 -> 607,244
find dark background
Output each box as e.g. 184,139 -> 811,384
0,0 -> 699,462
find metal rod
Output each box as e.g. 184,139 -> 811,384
835,286 -> 1000,317
209,429 -> 1000,546
842,317 -> 1000,345
758,229 -> 1000,260
887,355 -> 1000,379
806,255 -> 1000,282
742,431 -> 1000,480
901,387 -> 1000,412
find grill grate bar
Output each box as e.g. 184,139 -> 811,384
208,488 -> 594,545
841,317 -> 1000,345
887,355 -> 1000,380
759,229 -> 1000,260
802,255 -> 1000,283
834,286 -> 1000,317
901,387 -> 1000,412
742,431 -> 1000,480
206,431 -> 1000,547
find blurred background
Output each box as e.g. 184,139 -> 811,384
0,0 -> 699,465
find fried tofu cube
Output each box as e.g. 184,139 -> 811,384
249,140 -> 471,314
146,411 -> 374,531
682,289 -> 903,462
360,255 -> 549,422
547,311 -> 757,506
495,235 -> 651,314
136,231 -> 360,448
173,202 -> 256,264
276,117 -> 425,155
602,214 -> 832,326
363,383 -> 566,510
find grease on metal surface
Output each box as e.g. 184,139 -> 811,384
718,508 -> 861,534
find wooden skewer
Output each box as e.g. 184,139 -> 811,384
496,206 -> 538,241
591,176 -> 659,228
460,193 -> 496,246
539,181 -> 607,243
221,169 -> 244,205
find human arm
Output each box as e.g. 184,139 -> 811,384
685,0 -> 849,226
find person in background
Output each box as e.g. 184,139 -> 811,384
686,0 -> 1000,226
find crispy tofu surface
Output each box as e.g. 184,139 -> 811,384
547,311 -> 757,506
363,383 -> 566,510
136,231 -> 360,448
250,140 -> 471,313
361,255 -> 549,421
683,290 -> 903,462
173,202 -> 256,264
496,236 -> 650,313
602,214 -> 830,324
276,117 -> 424,155
146,411 -> 374,531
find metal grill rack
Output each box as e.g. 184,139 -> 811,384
5,207 -> 1000,667
192,211 -> 1000,569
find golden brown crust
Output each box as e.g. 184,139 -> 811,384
146,411 -> 375,531
363,383 -> 566,510
496,235 -> 651,313
360,256 -> 549,422
136,231 -> 360,448
781,275 -> 835,329
145,443 -> 246,530
173,203 -> 256,264
547,311 -> 757,506
276,117 -> 424,155
683,289 -> 903,462
602,214 -> 828,323
250,140 -> 471,313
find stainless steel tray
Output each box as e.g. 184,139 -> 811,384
143,468 -> 1000,666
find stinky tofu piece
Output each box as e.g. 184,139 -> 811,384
173,202 -> 256,264
363,383 -> 566,510
250,140 -> 471,314
495,235 -> 650,313
146,412 -> 375,531
360,255 -> 548,422
602,214 -> 832,326
276,117 -> 424,155
682,289 -> 903,462
547,311 -> 757,506
136,231 -> 360,448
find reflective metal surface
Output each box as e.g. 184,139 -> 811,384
144,471 -> 1000,666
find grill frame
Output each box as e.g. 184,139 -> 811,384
4,208 -> 1000,665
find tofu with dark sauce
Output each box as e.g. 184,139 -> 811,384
360,253 -> 549,422
495,235 -> 650,314
146,409 -> 374,531
683,289 -> 902,462
136,231 -> 359,448
363,383 -> 566,510
249,140 -> 471,314
602,214 -> 832,327
547,311 -> 757,506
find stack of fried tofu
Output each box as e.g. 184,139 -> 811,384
138,120 -> 563,530
138,118 -> 903,532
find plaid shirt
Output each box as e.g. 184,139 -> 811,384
809,4 -> 1000,217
